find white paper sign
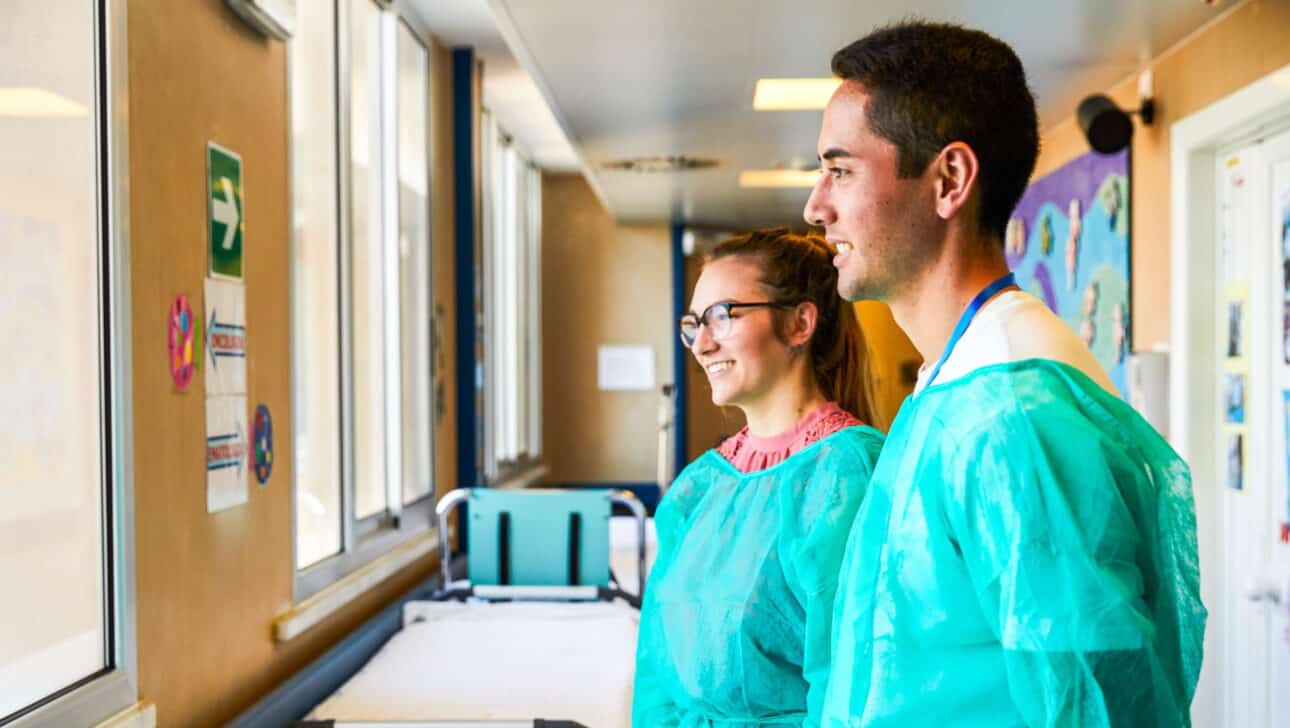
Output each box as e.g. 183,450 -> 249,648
206,395 -> 248,513
598,345 -> 655,391
204,277 -> 247,395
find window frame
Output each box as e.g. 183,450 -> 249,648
289,0 -> 439,604
480,111 -> 544,487
6,0 -> 141,724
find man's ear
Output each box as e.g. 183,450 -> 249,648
933,141 -> 980,222
787,301 -> 819,348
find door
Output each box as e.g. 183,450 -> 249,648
1214,125 -> 1290,728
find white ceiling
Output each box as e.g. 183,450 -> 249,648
409,0 -> 582,171
422,0 -> 1239,229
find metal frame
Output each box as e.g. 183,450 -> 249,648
292,0 -> 441,604
435,489 -> 647,600
8,0 -> 139,724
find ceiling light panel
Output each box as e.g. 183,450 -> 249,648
738,169 -> 819,188
752,78 -> 841,110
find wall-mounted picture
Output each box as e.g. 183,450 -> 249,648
1283,301 -> 1290,366
1227,431 -> 1244,492
1280,186 -> 1290,363
1006,148 -> 1130,396
1224,372 -> 1246,424
1227,300 -> 1244,359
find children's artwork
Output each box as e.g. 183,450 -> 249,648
1007,148 -> 1130,396
168,294 -> 196,391
1280,175 -> 1290,364
204,277 -> 247,396
253,403 -> 273,486
206,395 -> 248,512
1228,299 -> 1245,358
1225,373 -> 1246,424
1228,431 -> 1244,492
1283,391 -> 1290,529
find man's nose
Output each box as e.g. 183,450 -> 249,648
803,178 -> 833,228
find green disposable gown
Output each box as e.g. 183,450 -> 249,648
823,360 -> 1206,728
634,426 -> 885,727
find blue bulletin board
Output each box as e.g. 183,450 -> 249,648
1006,148 -> 1131,397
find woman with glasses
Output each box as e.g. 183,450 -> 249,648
633,227 -> 884,727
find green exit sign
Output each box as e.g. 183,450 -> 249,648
207,142 -> 244,279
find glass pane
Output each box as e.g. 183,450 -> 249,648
351,0 -> 388,520
0,1 -> 107,716
397,23 -> 432,505
502,146 -> 520,463
526,166 -> 542,457
291,0 -> 343,568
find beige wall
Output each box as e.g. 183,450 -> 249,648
1035,0 -> 1290,351
127,2 -> 458,724
540,173 -> 673,482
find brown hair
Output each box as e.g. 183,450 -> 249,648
832,21 -> 1039,241
708,227 -> 877,425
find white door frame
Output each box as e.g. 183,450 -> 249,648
1171,64 -> 1290,727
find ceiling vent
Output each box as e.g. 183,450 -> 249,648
599,155 -> 719,173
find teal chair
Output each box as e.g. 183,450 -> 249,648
435,487 -> 647,606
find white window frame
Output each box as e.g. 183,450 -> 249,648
289,0 -> 439,604
480,111 -> 543,486
6,0 -> 140,725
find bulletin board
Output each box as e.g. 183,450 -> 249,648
1006,147 -> 1131,397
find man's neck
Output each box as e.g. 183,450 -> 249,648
888,233 -> 1012,367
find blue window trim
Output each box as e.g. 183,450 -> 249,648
671,223 -> 688,471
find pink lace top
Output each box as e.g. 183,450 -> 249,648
716,402 -> 865,474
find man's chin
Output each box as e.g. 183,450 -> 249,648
838,277 -> 877,303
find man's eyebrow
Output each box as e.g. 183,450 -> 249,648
820,148 -> 853,162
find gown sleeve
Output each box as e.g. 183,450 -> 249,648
631,480 -> 689,727
780,429 -> 883,728
943,398 -> 1200,728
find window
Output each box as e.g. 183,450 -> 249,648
0,1 -> 137,725
481,111 -> 543,483
291,0 -> 436,599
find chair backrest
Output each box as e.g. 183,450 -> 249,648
467,488 -> 612,587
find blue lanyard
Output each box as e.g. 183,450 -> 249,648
921,272 -> 1017,390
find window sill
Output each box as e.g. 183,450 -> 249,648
274,529 -> 439,642
491,463 -> 548,490
94,703 -> 156,728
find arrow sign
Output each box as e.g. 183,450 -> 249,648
204,277 -> 247,396
207,142 -> 244,279
205,307 -> 247,372
212,177 -> 240,251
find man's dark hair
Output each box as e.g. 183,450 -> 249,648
831,21 -> 1039,241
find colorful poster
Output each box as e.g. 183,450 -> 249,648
1225,372 -> 1247,424
1227,431 -> 1245,492
1221,156 -> 1250,493
207,142 -> 244,280
1007,148 -> 1130,396
206,395 -> 248,512
168,294 -> 196,391
1283,391 -> 1290,525
1280,178 -> 1290,364
204,277 -> 247,396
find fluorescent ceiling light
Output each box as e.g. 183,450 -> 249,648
0,87 -> 89,118
738,169 -> 819,188
753,78 -> 841,110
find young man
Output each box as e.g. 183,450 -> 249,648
804,22 -> 1206,728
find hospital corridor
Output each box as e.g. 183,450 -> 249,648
5,0 -> 1290,726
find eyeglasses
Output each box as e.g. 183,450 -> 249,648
678,301 -> 796,348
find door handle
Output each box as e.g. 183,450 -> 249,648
1246,581 -> 1283,605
